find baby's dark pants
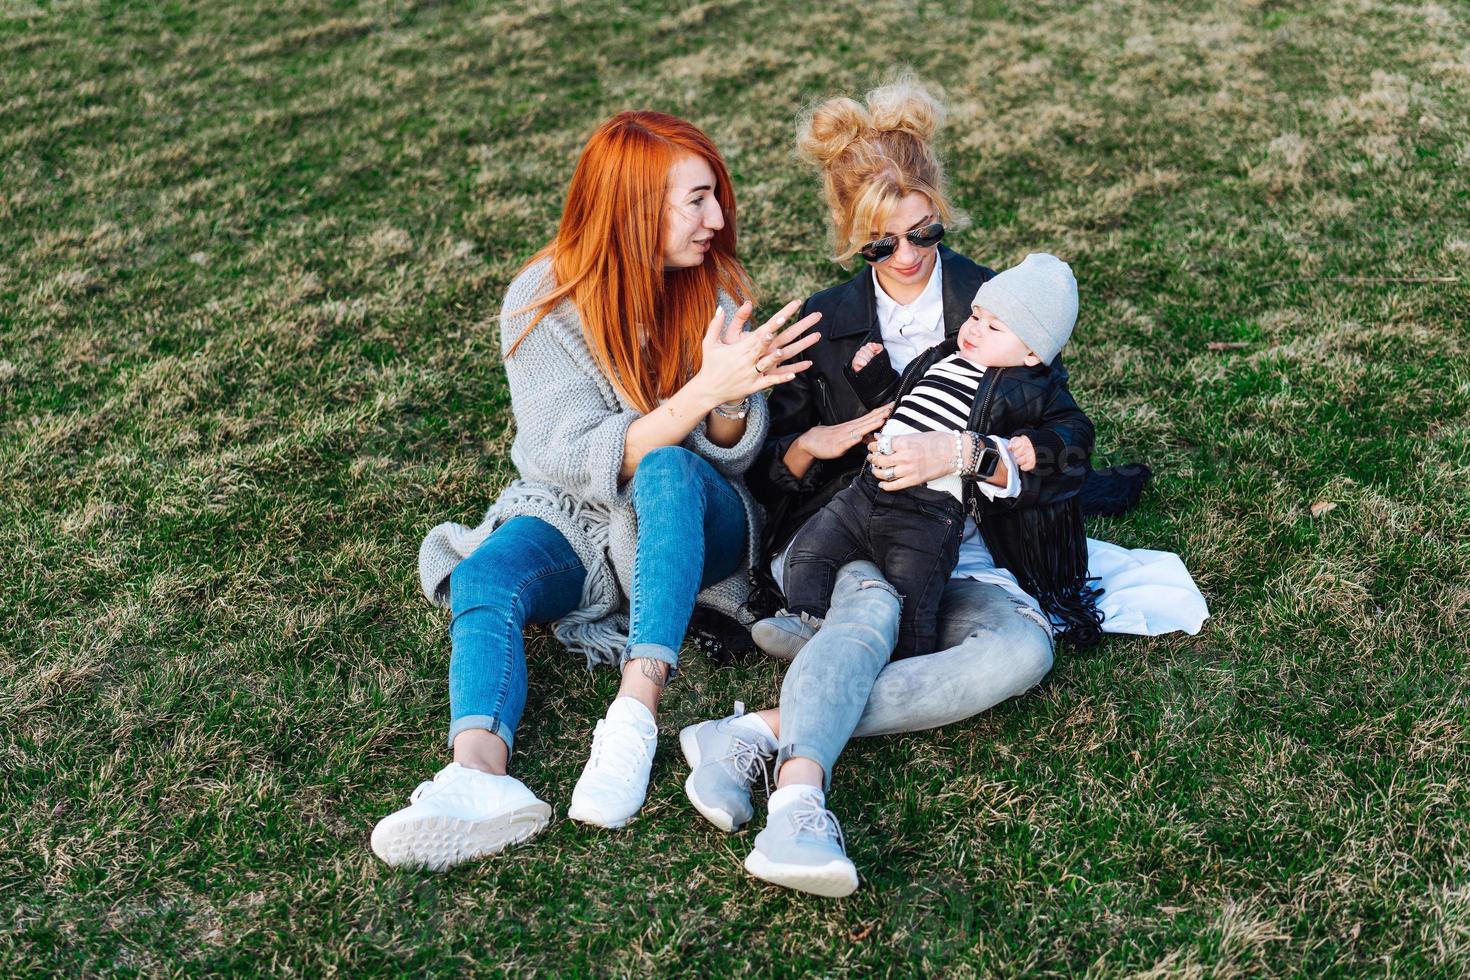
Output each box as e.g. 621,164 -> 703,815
782,471 -> 965,659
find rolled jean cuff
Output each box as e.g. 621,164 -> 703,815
620,642 -> 680,680
775,742 -> 834,793
448,714 -> 514,755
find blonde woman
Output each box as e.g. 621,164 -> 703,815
679,80 -> 1109,896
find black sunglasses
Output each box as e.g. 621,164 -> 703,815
858,221 -> 945,263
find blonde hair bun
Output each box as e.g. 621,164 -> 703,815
798,78 -> 944,169
797,96 -> 868,166
865,78 -> 944,143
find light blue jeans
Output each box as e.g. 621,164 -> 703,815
776,560 -> 1055,790
447,447 -> 745,752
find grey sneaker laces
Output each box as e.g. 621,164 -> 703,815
774,608 -> 825,631
790,800 -> 847,854
720,736 -> 772,797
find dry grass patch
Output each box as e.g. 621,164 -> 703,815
3,0 -> 1469,974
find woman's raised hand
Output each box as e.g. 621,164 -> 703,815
751,300 -> 823,378
797,402 -> 893,461
696,300 -> 822,405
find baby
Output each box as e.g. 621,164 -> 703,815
766,252 -> 1091,659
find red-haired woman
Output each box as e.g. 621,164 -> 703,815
371,112 -> 820,871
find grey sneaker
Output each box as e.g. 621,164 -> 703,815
744,795 -> 858,897
751,611 -> 821,661
679,702 -> 773,832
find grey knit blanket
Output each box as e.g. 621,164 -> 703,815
418,257 -> 768,668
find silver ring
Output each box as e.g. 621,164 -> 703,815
880,466 -> 896,480
875,433 -> 894,456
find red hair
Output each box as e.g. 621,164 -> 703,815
507,111 -> 753,414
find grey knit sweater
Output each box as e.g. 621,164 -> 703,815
417,257 -> 768,668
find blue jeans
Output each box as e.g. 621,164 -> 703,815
447,447 -> 746,752
776,560 -> 1054,790
622,446 -> 747,677
448,516 -> 586,753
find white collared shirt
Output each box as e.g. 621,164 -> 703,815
872,261 -> 946,372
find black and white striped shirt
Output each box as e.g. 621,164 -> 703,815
888,353 -> 986,434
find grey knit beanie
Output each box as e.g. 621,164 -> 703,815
971,253 -> 1078,364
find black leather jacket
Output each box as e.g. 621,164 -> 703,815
748,245 -> 1088,556
848,336 -> 1094,525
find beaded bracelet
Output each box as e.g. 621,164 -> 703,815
957,432 -> 983,480
950,431 -> 965,477
967,432 -> 984,475
713,397 -> 749,420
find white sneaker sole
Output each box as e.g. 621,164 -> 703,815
565,798 -> 639,829
744,848 -> 859,898
679,723 -> 738,833
370,802 -> 551,872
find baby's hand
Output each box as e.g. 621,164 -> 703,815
850,342 -> 884,373
1008,435 -> 1037,472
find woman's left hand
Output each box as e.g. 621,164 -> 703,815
867,431 -> 962,491
697,300 -> 822,405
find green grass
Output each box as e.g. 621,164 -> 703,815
3,0 -> 1469,974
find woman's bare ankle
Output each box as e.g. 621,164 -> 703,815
452,729 -> 510,775
616,657 -> 668,717
756,708 -> 781,739
776,756 -> 824,790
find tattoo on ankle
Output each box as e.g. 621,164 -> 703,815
638,658 -> 670,688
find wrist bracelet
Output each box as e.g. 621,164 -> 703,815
967,433 -> 984,475
713,397 -> 749,420
950,431 -> 965,477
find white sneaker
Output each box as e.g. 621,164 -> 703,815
567,696 -> 658,829
370,763 -> 551,871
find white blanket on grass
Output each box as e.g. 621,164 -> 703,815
951,524 -> 1209,637
1085,539 -> 1209,636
